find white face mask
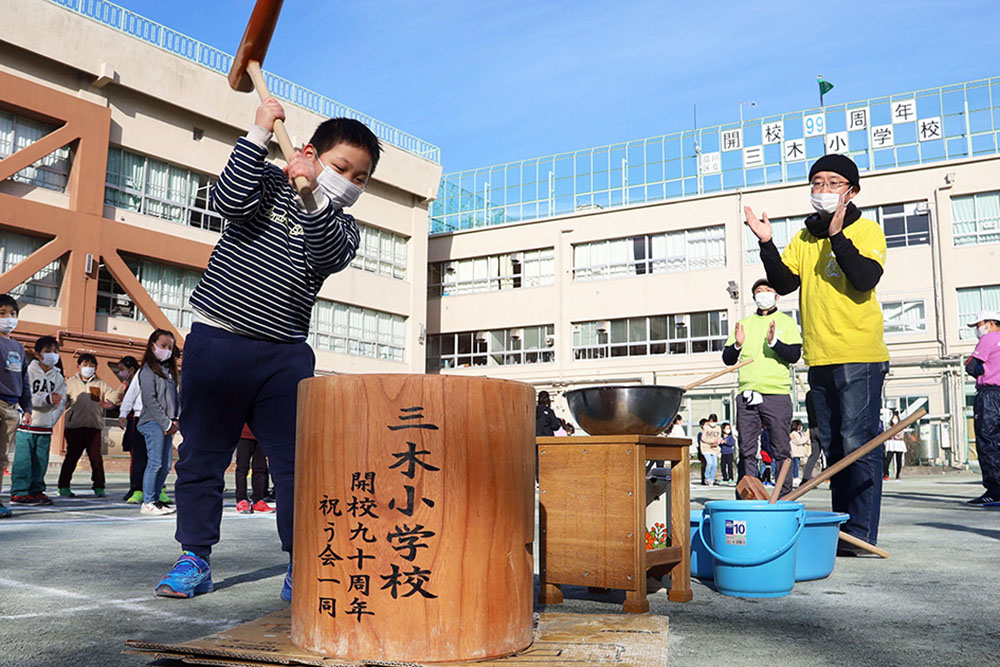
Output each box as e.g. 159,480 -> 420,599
810,191 -> 848,215
315,161 -> 364,210
976,324 -> 992,340
754,291 -> 777,310
0,317 -> 18,334
41,352 -> 60,367
80,366 -> 96,379
153,346 -> 172,362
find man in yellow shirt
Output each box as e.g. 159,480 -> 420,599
744,154 -> 889,554
723,278 -> 802,497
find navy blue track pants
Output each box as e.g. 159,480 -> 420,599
174,323 -> 313,556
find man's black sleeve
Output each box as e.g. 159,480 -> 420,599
722,344 -> 740,366
966,357 -> 985,378
546,410 -> 561,433
758,240 -> 800,295
829,233 -> 883,292
771,340 -> 802,364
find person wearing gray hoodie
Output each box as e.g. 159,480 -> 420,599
10,336 -> 66,505
137,329 -> 180,516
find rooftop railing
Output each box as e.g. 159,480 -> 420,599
430,76 -> 1000,235
48,0 -> 440,164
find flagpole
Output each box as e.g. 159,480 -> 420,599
819,73 -> 824,107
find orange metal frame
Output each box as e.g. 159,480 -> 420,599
0,70 -> 214,372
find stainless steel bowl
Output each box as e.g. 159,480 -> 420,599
564,385 -> 684,436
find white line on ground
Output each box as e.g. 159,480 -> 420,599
0,577 -> 246,626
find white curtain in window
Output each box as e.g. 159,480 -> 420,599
952,195 -> 977,238
0,112 -> 13,157
977,192 -> 1000,231
333,303 -> 349,336
609,238 -> 631,276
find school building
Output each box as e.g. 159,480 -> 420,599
2,1 -> 999,470
425,77 -> 1000,470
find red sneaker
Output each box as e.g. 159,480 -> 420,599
252,500 -> 275,513
32,492 -> 54,505
10,494 -> 39,505
236,499 -> 253,514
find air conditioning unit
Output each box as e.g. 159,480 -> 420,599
914,201 -> 930,214
544,335 -> 555,347
474,332 -> 488,343
674,315 -> 687,328
510,328 -> 524,340
596,320 -> 611,334
444,262 -> 456,274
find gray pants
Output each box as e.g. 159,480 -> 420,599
736,393 -> 793,497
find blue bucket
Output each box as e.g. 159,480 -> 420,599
689,510 -> 714,579
697,500 -> 805,598
795,511 -> 850,581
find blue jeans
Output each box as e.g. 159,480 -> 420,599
138,421 -> 173,504
807,362 -> 888,544
703,453 -> 718,484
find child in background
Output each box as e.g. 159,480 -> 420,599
58,354 -> 119,497
10,336 -> 66,505
789,419 -> 811,485
883,411 -> 906,481
117,356 -> 154,504
965,310 -> 1000,507
700,414 -> 721,486
0,294 -> 32,518
235,424 -> 273,514
719,423 -> 736,484
156,98 -> 377,600
137,330 -> 180,516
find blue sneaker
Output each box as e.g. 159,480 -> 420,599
280,564 -> 292,602
155,551 -> 213,598
0,503 -> 11,519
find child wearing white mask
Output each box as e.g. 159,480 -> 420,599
0,294 -> 32,518
744,154 -> 890,555
155,100 -> 380,600
964,310 -> 1000,506
57,353 -> 121,497
137,329 -> 180,516
10,335 -> 66,506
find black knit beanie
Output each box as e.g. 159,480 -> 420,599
808,154 -> 860,192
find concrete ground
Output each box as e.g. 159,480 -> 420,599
0,468 -> 997,667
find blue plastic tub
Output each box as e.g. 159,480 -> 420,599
697,500 -> 805,597
690,509 -> 850,582
795,511 -> 850,581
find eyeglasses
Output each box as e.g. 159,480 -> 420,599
810,179 -> 851,192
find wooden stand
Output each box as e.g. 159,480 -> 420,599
292,375 -> 535,662
536,435 -> 693,613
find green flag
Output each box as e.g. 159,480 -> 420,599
818,76 -> 834,96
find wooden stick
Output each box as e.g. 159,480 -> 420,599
683,359 -> 754,391
781,407 -> 927,502
838,531 -> 890,559
245,60 -> 312,196
770,459 -> 791,503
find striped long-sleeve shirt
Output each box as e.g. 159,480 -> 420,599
190,135 -> 360,343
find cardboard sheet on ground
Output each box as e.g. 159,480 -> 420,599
124,608 -> 668,666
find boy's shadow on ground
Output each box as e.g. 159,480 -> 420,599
213,564 -> 287,591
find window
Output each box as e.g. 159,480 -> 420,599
573,311 -> 728,359
428,248 -> 554,296
0,231 -> 64,307
952,191 -> 1000,246
351,224 -> 408,280
105,147 -> 224,232
882,300 -> 926,335
0,111 -> 71,191
574,226 -> 725,281
96,258 -> 202,329
310,299 -> 406,362
745,201 -> 929,262
426,325 -> 554,370
957,285 -> 1000,340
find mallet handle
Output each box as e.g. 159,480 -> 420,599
246,60 -> 312,196
781,407 -> 927,502
838,531 -> 890,558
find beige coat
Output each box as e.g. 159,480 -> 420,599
64,374 -> 121,430
790,429 -> 811,458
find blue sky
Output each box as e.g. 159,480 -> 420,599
100,1 -> 998,173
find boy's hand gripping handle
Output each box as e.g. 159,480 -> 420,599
245,61 -> 312,197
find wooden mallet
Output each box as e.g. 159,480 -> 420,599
228,0 -> 311,196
